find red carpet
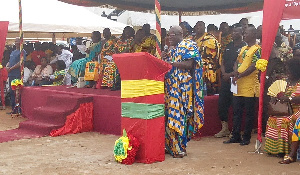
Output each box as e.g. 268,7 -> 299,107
0,93 -> 93,143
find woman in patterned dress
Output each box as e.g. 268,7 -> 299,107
100,28 -> 116,88
68,31 -> 102,84
264,58 -> 300,164
278,52 -> 300,164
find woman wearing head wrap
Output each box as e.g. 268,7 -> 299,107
179,21 -> 193,40
263,58 -> 300,164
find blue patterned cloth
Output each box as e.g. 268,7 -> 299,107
165,39 -> 204,156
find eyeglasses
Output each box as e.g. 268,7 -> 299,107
168,33 -> 182,37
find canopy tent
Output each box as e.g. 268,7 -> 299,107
58,0 -> 266,58
117,10 -> 300,31
256,0 -> 300,151
0,0 -> 127,40
59,0 -> 264,12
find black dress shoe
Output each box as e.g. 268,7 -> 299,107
6,111 -> 17,115
223,138 -> 241,144
240,140 -> 250,146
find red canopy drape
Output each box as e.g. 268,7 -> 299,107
0,21 -> 9,107
0,21 -> 9,63
258,0 -> 300,142
58,0 -> 264,12
282,0 -> 300,19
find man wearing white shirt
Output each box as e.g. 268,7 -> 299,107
23,61 -> 34,84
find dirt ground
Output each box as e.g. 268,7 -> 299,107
0,108 -> 299,175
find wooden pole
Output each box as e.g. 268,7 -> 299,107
179,11 -> 182,24
155,0 -> 162,59
19,0 -> 24,83
52,33 -> 56,44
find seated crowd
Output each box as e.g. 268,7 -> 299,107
3,18 -> 300,163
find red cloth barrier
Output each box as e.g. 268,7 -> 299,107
22,86 -> 257,137
0,68 -> 7,107
201,95 -> 225,137
21,86 -> 121,135
121,117 -> 165,164
50,102 -> 93,137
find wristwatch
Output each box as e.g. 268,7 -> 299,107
289,97 -> 293,102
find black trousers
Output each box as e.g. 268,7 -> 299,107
218,79 -> 232,122
232,96 -> 257,141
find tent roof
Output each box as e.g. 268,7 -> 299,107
58,0 -> 263,12
0,0 -> 127,34
118,10 -> 300,31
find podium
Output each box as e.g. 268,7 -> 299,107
113,52 -> 171,164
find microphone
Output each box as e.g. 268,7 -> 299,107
164,45 -> 168,52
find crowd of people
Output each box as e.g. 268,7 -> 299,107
2,18 -> 300,163
162,19 -> 300,162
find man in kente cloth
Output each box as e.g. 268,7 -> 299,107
163,26 -> 204,158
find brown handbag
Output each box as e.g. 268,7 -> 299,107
268,100 -> 293,117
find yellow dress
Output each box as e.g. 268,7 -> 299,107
194,33 -> 220,94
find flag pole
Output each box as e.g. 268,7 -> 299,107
155,0 -> 162,59
19,0 -> 24,83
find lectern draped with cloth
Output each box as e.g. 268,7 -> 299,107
113,52 -> 171,164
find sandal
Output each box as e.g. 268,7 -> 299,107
183,152 -> 187,156
278,155 -> 296,164
172,152 -> 185,158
